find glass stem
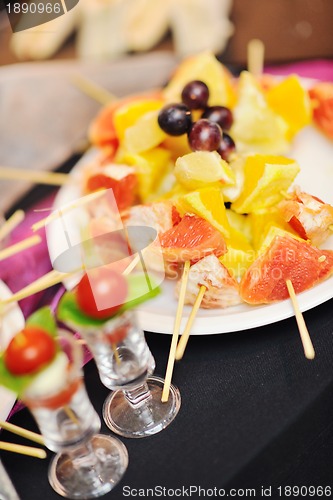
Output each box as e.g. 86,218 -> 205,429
124,382 -> 152,410
68,439 -> 99,471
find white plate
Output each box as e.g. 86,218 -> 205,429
0,281 -> 25,421
49,104 -> 333,335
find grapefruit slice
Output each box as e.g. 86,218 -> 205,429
84,164 -> 137,211
159,214 -> 227,263
240,235 -> 333,304
308,82 -> 333,139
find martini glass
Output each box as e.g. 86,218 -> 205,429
75,310 -> 181,438
22,330 -> 128,499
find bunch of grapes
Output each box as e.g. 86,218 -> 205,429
158,80 -> 236,161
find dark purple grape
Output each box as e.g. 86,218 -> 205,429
188,119 -> 222,152
158,103 -> 192,136
217,132 -> 236,161
181,80 -> 209,110
202,105 -> 233,131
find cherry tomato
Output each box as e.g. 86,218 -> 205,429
76,269 -> 128,320
4,326 -> 56,376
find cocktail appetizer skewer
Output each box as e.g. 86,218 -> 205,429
58,268 -> 181,438
0,307 -> 128,498
240,234 -> 333,359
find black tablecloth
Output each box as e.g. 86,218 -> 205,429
1,297 -> 333,500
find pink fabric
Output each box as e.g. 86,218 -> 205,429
0,195 -> 56,318
265,59 -> 333,82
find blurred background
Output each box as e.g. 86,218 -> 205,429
0,0 -> 333,67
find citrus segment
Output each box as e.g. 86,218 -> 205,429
248,208 -> 299,251
231,155 -> 300,214
266,75 -> 311,140
220,228 -> 254,279
159,214 -> 227,263
309,82 -> 333,139
114,98 -> 165,140
240,235 -> 333,304
175,187 -> 230,238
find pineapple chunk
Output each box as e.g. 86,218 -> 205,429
231,71 -> 289,154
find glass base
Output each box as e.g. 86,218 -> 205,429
103,375 -> 181,438
48,434 -> 128,499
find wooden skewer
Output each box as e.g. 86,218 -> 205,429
111,343 -> 121,365
122,254 -> 141,276
175,285 -> 206,361
0,235 -> 42,262
285,279 -> 315,360
1,269 -> 79,305
0,210 -> 25,242
0,441 -> 47,459
31,189 -> 107,232
247,38 -> 265,77
0,166 -> 69,186
0,420 -> 44,446
161,260 -> 191,402
63,406 -> 80,426
71,74 -> 117,106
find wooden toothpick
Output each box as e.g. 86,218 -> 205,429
175,285 -> 206,361
286,279 -> 315,360
161,260 -> 191,402
247,38 -> 265,77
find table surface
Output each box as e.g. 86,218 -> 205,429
0,35 -> 333,499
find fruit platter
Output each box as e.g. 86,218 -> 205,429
49,51 -> 333,335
